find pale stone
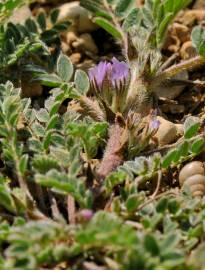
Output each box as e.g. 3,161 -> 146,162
72,33 -> 98,54
58,2 -> 98,33
155,116 -> 178,145
9,5 -> 32,24
66,29 -> 78,45
70,52 -> 82,64
180,41 -> 196,60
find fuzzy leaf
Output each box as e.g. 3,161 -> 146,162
57,54 -> 73,82
162,149 -> 178,169
34,74 -> 62,87
0,181 -> 15,213
156,197 -> 168,213
74,70 -> 90,95
191,138 -> 205,154
123,8 -> 141,31
184,116 -> 201,139
31,122 -> 45,137
37,12 -> 46,31
32,155 -> 60,174
19,154 -> 28,175
177,141 -> 189,157
126,194 -> 142,213
46,114 -> 58,130
50,8 -> 60,24
93,17 -> 122,39
115,0 -> 135,18
35,109 -> 49,123
144,234 -> 160,256
43,130 -> 52,150
191,26 -> 205,56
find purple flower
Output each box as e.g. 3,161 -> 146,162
111,57 -> 129,85
149,119 -> 160,132
88,58 -> 129,88
89,61 -> 112,87
79,209 -> 93,221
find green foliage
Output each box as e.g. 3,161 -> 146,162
0,38 -> 204,268
115,116 -> 205,186
74,69 -> 90,95
0,7 -> 70,82
0,0 -> 24,23
2,196 -> 205,269
191,26 -> 205,56
0,52 -> 204,269
80,0 -> 135,40
80,0 -> 191,74
66,121 -> 108,159
94,17 -> 123,39
123,0 -> 191,48
57,53 -> 73,82
0,1 -> 205,268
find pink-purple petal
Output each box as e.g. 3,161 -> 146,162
111,57 -> 129,83
88,58 -> 129,88
149,119 -> 161,131
89,61 -> 112,87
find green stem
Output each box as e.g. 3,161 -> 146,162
10,129 -> 33,203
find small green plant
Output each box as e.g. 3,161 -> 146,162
0,0 -> 205,269
0,7 -> 70,83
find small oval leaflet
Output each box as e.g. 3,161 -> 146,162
184,116 -> 201,139
191,26 -> 205,56
162,149 -> 178,169
74,69 -> 90,95
57,53 -> 73,82
191,138 -> 205,154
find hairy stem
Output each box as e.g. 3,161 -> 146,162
157,55 -> 205,80
67,195 -> 76,224
10,135 -> 33,203
97,122 -> 124,180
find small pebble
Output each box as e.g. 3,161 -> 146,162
66,29 -> 78,45
9,5 -> 32,23
61,41 -> 71,54
155,116 -> 178,145
70,52 -> 82,64
180,41 -> 197,60
72,33 -> 99,54
58,2 -> 98,33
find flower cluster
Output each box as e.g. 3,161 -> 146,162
88,58 -> 130,113
89,57 -> 129,88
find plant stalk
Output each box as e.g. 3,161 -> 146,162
97,122 -> 124,180
158,55 -> 205,80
